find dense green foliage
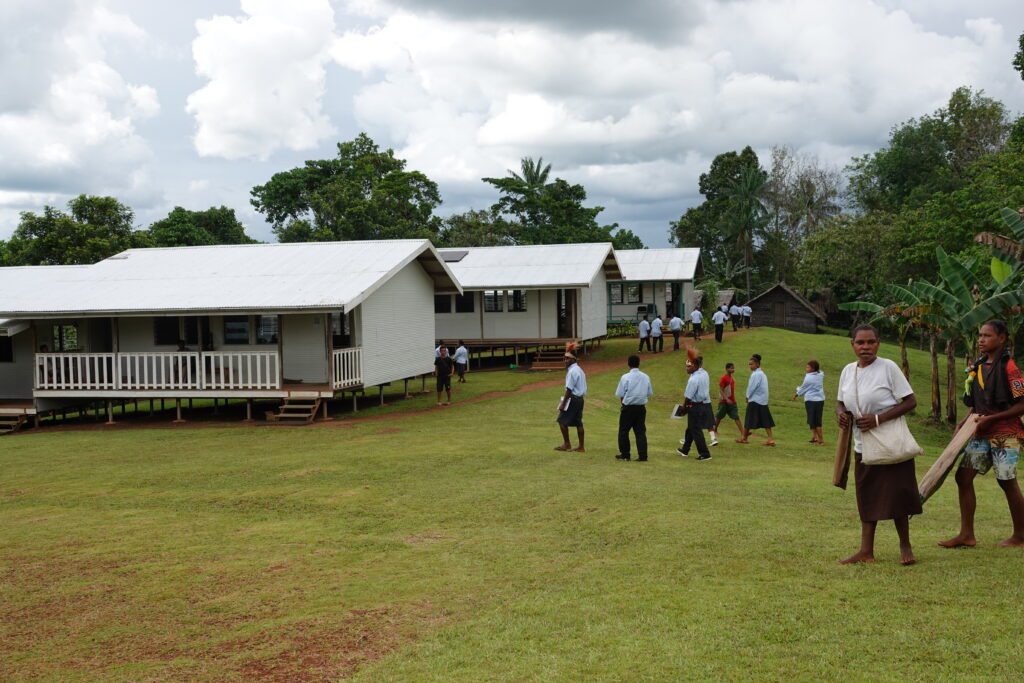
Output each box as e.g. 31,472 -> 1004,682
3,195 -> 149,265
148,206 -> 255,247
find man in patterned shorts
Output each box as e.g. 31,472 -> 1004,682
940,320 -> 1024,549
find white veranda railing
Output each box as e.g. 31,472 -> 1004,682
333,347 -> 362,388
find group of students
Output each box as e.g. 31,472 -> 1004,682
639,302 -> 753,351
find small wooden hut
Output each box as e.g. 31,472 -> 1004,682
747,283 -> 825,334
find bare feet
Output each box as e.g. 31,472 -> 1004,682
838,551 -> 875,565
572,447 -> 586,453
735,439 -> 749,444
997,535 -> 1024,548
937,534 -> 977,548
900,545 -> 916,565
554,444 -> 571,452
764,441 -> 776,447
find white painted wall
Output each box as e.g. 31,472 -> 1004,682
538,289 -> 558,338
281,313 -> 327,383
0,332 -> 34,399
434,293 -> 483,340
482,290 -> 539,338
359,260 -> 435,387
580,270 -> 609,340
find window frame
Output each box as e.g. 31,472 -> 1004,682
0,336 -> 13,363
434,294 -> 453,314
223,315 -> 251,345
483,290 -> 504,313
626,284 -> 643,304
609,283 -> 623,305
508,290 -> 528,313
255,315 -> 278,345
153,318 -> 181,346
454,293 -> 475,313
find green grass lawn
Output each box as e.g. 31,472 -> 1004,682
2,328 -> 1022,681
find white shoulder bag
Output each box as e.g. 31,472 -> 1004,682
854,366 -> 922,465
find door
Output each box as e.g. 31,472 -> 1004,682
281,314 -> 329,384
557,289 -> 576,338
773,302 -> 786,326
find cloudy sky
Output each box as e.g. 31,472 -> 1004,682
2,0 -> 1023,246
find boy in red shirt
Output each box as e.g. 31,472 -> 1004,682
714,362 -> 744,437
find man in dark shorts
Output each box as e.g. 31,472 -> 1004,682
434,346 -> 455,406
715,362 -> 744,437
556,345 -> 587,453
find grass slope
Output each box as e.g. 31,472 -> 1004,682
1,328 -> 1022,681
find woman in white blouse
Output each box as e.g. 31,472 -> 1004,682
836,324 -> 921,565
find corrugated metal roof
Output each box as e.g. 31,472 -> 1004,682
613,248 -> 701,281
0,240 -> 460,317
437,243 -> 621,289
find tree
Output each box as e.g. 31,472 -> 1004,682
724,164 -> 768,298
435,210 -> 515,248
148,206 -> 255,247
483,158 -> 642,247
4,195 -> 149,265
847,87 -> 1010,213
250,132 -> 442,242
1014,31 -> 1024,82
669,146 -> 763,284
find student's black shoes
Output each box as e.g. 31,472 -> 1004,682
615,454 -> 631,461
677,447 -> 688,457
697,454 -> 712,462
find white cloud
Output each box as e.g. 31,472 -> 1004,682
186,0 -> 337,160
333,0 -> 1024,246
0,0 -> 160,204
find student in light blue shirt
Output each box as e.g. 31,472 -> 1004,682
615,355 -> 654,461
556,348 -> 587,452
453,341 -> 470,383
738,353 -> 776,446
678,351 -> 712,460
793,359 -> 826,445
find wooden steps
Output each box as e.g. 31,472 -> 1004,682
531,349 -> 568,371
265,398 -> 321,424
0,415 -> 25,435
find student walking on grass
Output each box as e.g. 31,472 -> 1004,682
555,345 -> 587,453
737,354 -> 776,446
939,320 -> 1024,550
434,346 -> 455,406
794,360 -> 825,445
730,303 -> 742,331
615,355 -> 653,462
638,315 -> 651,353
651,313 -> 664,353
742,304 -> 752,328
669,313 -> 683,351
690,308 -> 703,341
678,349 -> 712,461
453,341 -> 469,383
836,324 -> 920,565
715,362 -> 744,438
711,308 -> 728,343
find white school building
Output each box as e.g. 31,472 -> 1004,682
433,243 -> 622,351
607,248 -> 702,323
0,240 -> 460,427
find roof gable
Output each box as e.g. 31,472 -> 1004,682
612,248 -> 701,282
748,283 -> 826,323
437,243 -> 621,289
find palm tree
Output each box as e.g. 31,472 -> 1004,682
724,165 -> 768,297
509,157 -> 551,189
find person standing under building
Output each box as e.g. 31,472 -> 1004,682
711,308 -> 728,343
730,303 -> 742,331
651,313 -> 664,353
690,307 -> 704,341
638,315 -> 651,353
434,346 -> 455,406
678,349 -> 712,461
615,355 -> 654,461
742,303 -> 752,329
453,341 -> 470,383
669,312 -> 683,351
555,345 -> 587,453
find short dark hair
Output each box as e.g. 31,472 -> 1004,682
627,355 -> 640,368
808,359 -> 820,372
750,354 -> 762,364
725,362 -> 734,369
851,324 -> 878,340
458,339 -> 464,345
692,355 -> 704,369
438,340 -> 445,346
982,319 -> 1009,338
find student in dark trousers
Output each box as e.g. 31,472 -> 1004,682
678,349 -> 712,461
615,355 -> 654,461
711,308 -> 728,343
638,315 -> 652,352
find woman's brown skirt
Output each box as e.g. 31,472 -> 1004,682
854,452 -> 923,522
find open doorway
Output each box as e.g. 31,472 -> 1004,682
557,289 -> 576,338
